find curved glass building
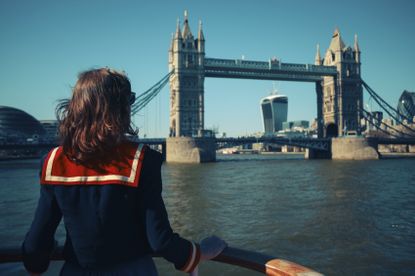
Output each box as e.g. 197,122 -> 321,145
0,106 -> 45,142
397,90 -> 415,123
260,94 -> 288,134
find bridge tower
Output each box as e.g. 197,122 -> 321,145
168,11 -> 205,137
317,29 -> 363,137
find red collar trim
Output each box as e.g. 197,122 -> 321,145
40,143 -> 146,187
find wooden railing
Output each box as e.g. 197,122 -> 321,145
0,245 -> 322,276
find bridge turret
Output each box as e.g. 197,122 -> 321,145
169,11 -> 205,137
327,28 -> 345,64
314,44 -> 321,65
172,19 -> 183,51
321,28 -> 363,138
353,34 -> 360,64
169,33 -> 174,52
169,19 -> 183,73
174,18 -> 183,40
197,20 -> 205,53
197,20 -> 205,66
182,10 -> 194,41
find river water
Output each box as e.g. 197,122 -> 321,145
0,154 -> 414,275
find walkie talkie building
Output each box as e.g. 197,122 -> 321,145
260,95 -> 288,134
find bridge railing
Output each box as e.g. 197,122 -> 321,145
0,245 -> 322,276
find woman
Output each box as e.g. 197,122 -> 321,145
22,68 -> 226,275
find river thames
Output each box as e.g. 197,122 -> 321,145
0,154 -> 414,275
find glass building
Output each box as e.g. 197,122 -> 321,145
39,120 -> 59,142
0,106 -> 45,143
260,94 -> 288,134
397,90 -> 415,123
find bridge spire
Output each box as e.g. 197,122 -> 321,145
354,34 -> 360,63
354,34 -> 360,51
315,44 -> 321,65
329,27 -> 345,53
198,20 -> 205,41
169,33 -> 174,51
197,20 -> 205,53
175,18 -> 182,40
182,10 -> 193,39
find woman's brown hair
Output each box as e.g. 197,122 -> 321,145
56,68 -> 135,163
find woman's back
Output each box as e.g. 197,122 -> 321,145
22,68 -> 226,275
41,142 -> 153,269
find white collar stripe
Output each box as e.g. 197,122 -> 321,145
45,147 -> 59,181
128,144 -> 143,183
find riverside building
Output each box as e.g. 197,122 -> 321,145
260,94 -> 288,135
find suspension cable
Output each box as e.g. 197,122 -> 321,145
131,70 -> 173,115
362,81 -> 415,134
132,78 -> 169,114
362,81 -> 412,121
362,109 -> 402,138
136,70 -> 173,100
362,109 -> 415,138
362,113 -> 400,139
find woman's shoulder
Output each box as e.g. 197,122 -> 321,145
124,141 -> 162,165
142,146 -> 162,167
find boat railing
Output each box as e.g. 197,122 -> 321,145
0,245 -> 322,275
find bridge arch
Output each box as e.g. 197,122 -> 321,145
325,123 -> 338,138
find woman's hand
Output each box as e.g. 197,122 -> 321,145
199,235 -> 227,261
188,236 -> 227,276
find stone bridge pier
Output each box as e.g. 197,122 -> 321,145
305,137 -> 380,160
166,137 -> 216,163
331,137 -> 379,160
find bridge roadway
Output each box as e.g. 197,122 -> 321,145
0,137 -> 330,151
204,58 -> 338,82
1,137 -> 414,152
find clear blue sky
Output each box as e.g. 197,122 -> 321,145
1,0 -> 414,137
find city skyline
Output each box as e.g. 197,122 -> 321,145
1,0 -> 414,137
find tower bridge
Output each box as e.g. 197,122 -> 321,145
166,11 -> 366,162
168,11 -> 363,141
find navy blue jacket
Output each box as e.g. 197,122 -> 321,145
22,142 -> 200,273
